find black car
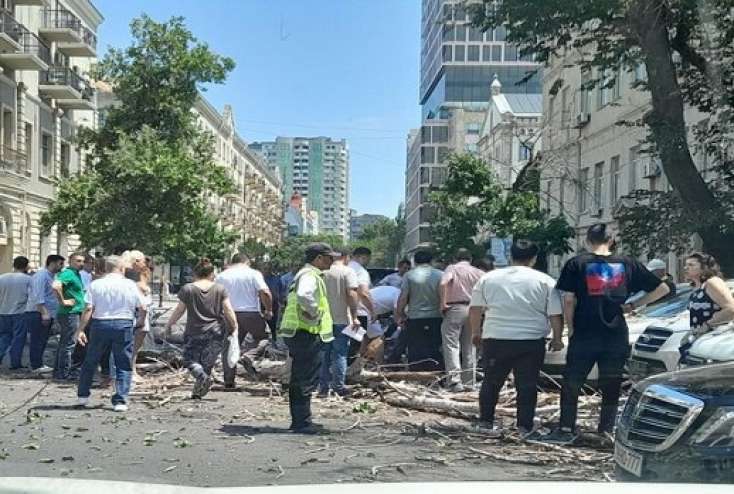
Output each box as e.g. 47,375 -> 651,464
615,361 -> 734,482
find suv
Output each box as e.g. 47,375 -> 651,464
543,284 -> 692,381
629,280 -> 734,379
615,362 -> 734,482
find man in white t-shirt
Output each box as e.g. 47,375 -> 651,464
215,253 -> 273,388
75,255 -> 147,411
469,240 -> 563,438
348,247 -> 374,325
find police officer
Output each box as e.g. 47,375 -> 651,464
280,243 -> 337,434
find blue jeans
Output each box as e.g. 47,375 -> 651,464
77,319 -> 134,405
0,314 -> 27,368
25,312 -> 52,369
54,313 -> 80,379
319,324 -> 350,393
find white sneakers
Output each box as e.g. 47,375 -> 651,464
77,397 -> 90,407
77,397 -> 128,412
112,403 -> 128,412
32,366 -> 54,374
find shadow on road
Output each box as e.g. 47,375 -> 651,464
219,423 -> 329,436
30,404 -> 106,411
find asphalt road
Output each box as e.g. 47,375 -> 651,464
0,374 -> 556,488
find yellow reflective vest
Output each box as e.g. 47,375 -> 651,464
279,265 -> 334,342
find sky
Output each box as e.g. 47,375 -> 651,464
94,0 -> 421,218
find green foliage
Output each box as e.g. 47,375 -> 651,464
355,215 -> 406,267
41,16 -> 237,263
429,154 -> 574,269
269,234 -> 349,272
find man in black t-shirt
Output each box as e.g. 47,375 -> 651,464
543,224 -> 670,444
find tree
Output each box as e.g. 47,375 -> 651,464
470,0 -> 734,274
269,234 -> 349,273
429,153 -> 574,271
41,16 -> 237,263
356,215 -> 406,267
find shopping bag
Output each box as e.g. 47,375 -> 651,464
226,329 -> 240,368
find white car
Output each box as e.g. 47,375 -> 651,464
629,280 -> 734,379
543,284 -> 693,381
683,323 -> 734,366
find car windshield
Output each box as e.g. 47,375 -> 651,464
1,0 -> 734,489
636,291 -> 692,318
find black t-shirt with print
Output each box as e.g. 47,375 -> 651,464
556,253 -> 662,343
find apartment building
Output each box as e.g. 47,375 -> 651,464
250,137 -> 350,240
0,0 -> 101,272
540,48 -> 713,278
404,107 -> 485,250
193,99 -> 283,248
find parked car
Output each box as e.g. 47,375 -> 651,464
629,281 -> 734,380
615,361 -> 734,482
683,324 -> 734,366
543,284 -> 693,381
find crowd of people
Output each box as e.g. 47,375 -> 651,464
1,222 -> 733,441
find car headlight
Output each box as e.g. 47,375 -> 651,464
691,407 -> 734,448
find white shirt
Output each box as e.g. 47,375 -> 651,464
470,266 -> 562,340
85,273 -> 144,320
370,286 -> 400,316
215,264 -> 268,312
295,264 -> 321,318
348,260 -> 371,316
80,270 -> 93,290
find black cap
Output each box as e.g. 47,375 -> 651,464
305,242 -> 339,260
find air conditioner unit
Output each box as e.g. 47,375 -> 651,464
575,112 -> 591,127
643,160 -> 662,178
590,206 -> 603,218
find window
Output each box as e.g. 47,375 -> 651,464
578,168 -> 589,212
465,143 -> 478,154
24,123 -> 31,173
467,45 -> 480,61
437,146 -> 450,163
420,146 -> 435,164
41,133 -> 52,177
544,180 -> 552,212
485,29 -> 494,42
468,27 -> 483,42
519,143 -> 532,161
60,142 -> 70,177
420,167 -> 430,184
442,44 -> 452,62
455,25 -> 466,42
432,126 -> 448,143
454,45 -> 465,61
612,70 -> 621,100
629,145 -> 639,192
454,4 -> 466,21
482,46 -> 492,61
580,70 -> 591,114
495,26 -> 506,41
504,44 -> 518,61
593,161 -> 604,209
491,45 -> 502,61
465,123 -> 480,135
442,24 -> 454,42
610,155 -> 621,204
633,63 -> 647,82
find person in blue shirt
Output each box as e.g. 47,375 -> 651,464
24,255 -> 66,373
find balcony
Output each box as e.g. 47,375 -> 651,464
39,9 -> 82,43
39,67 -> 84,99
57,86 -> 94,110
0,30 -> 50,71
58,25 -> 96,57
0,146 -> 28,175
0,11 -> 21,52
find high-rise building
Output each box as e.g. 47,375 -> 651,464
250,137 -> 350,239
0,0 -> 102,272
404,0 -> 542,252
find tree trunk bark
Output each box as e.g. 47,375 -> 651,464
629,1 -> 734,275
